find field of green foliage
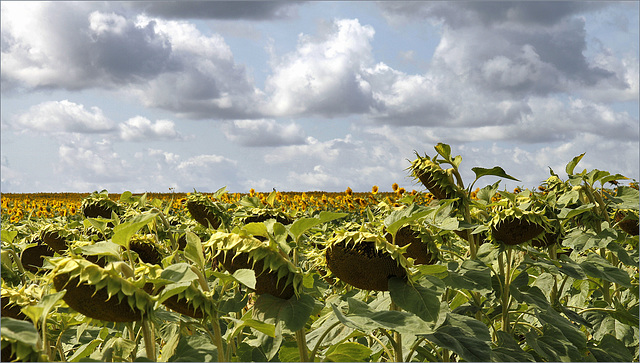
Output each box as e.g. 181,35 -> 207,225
1,143 -> 638,362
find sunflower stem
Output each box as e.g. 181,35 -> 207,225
548,244 -> 557,260
309,321 -> 341,362
141,318 -> 156,360
452,168 -> 465,190
211,313 -> 226,362
126,248 -> 136,272
405,337 -> 426,362
467,229 -> 477,261
290,245 -> 310,362
190,265 -> 210,292
597,248 -> 613,305
42,316 -> 52,361
586,185 -> 610,224
390,301 -> 403,362
5,248 -> 26,284
296,328 -> 309,362
126,322 -> 136,361
499,247 -> 513,333
370,331 -> 394,362
53,322 -> 70,361
150,207 -> 178,251
442,348 -> 450,362
548,244 -> 559,304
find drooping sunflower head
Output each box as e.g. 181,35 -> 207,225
129,234 -> 164,266
325,230 -> 411,291
136,263 -> 216,319
613,209 -> 639,236
238,207 -> 294,226
186,193 -> 231,229
80,190 -> 122,219
1,281 -> 41,320
20,234 -> 55,274
49,257 -> 155,322
540,174 -> 571,194
489,206 -> 550,246
408,153 -> 463,203
235,192 -> 294,225
385,225 -> 439,265
205,230 -> 303,300
39,222 -> 77,254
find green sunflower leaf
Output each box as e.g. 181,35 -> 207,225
184,231 -> 205,272
565,153 -> 585,175
232,269 -> 256,290
388,277 -> 441,322
325,342 -> 372,362
253,293 -> 315,332
579,253 -> 632,287
112,211 -> 158,248
471,166 -> 519,183
421,313 -> 491,362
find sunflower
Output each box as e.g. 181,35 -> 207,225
206,230 -> 303,300
80,190 -> 122,220
489,207 -> 549,246
40,223 -> 77,254
408,153 -> 464,203
50,257 -> 155,322
614,209 -> 639,236
186,193 -> 231,229
385,225 -> 438,265
325,230 -> 410,291
137,263 -> 215,319
129,234 -> 164,265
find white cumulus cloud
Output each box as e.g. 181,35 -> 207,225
12,100 -> 115,134
264,18 -> 377,117
118,116 -> 181,141
221,119 -> 306,147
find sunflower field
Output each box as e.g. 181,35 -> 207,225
1,143 -> 638,362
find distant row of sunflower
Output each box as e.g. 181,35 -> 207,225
0,185 -> 435,223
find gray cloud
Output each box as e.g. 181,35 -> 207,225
1,4 -> 174,90
9,100 -> 189,146
7,122 -> 637,193
3,2 -> 633,125
368,93 -> 638,146
364,1 -> 635,134
0,2 -> 637,193
2,2 -> 103,91
259,134 -> 407,191
174,154 -> 240,192
2,3 -> 263,119
360,63 -> 453,126
379,2 -> 606,28
125,1 -> 302,20
430,16 -> 621,99
87,11 -> 176,83
378,2 -> 628,99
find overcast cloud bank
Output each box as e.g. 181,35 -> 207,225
1,2 -> 638,193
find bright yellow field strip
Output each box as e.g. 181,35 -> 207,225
0,186 -> 434,222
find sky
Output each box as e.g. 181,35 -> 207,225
1,1 -> 638,193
